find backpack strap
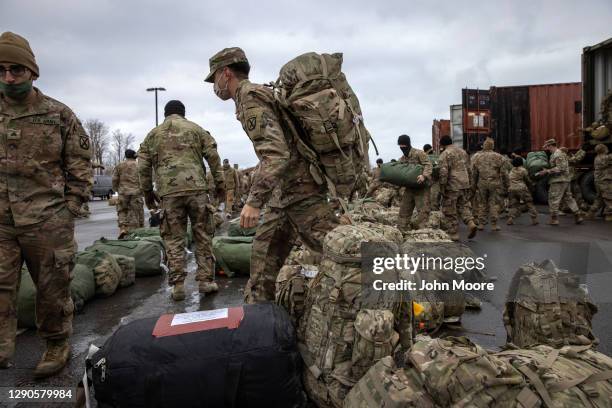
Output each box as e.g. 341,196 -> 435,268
548,370 -> 612,393
516,364 -> 556,408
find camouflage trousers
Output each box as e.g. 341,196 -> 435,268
225,189 -> 236,214
429,181 -> 441,211
116,194 -> 144,232
589,181 -> 612,216
246,195 -> 339,304
508,186 -> 538,219
440,189 -> 475,234
0,207 -> 75,361
476,181 -> 502,225
160,192 -> 215,285
398,187 -> 430,231
548,182 -> 579,216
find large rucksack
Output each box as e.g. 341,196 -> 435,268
90,303 -> 306,408
274,52 -> 373,200
503,260 -> 598,348
298,223 -> 411,408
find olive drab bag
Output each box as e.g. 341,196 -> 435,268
379,162 -> 425,189
86,237 -> 165,277
75,249 -> 122,297
298,223 -> 411,408
274,52 -> 375,201
525,151 -> 550,178
212,236 -> 253,277
112,254 -> 136,288
503,260 -> 598,349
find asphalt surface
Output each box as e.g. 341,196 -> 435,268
0,200 -> 610,407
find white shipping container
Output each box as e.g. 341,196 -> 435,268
450,104 -> 463,146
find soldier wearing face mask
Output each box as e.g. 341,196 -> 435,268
396,135 -> 432,231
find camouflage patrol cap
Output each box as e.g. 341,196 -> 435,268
543,138 -> 557,148
204,47 -> 248,83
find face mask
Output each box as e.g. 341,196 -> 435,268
214,74 -> 231,100
223,163 -> 229,169
0,80 -> 33,101
400,146 -> 411,156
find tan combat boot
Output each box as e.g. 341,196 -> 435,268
574,213 -> 584,224
117,228 -> 128,239
449,232 -> 460,241
606,215 -> 612,222
34,339 -> 70,379
477,223 -> 484,231
491,222 -> 500,231
199,281 -> 219,294
548,215 -> 559,225
506,217 -> 514,225
467,220 -> 478,239
171,282 -> 186,301
531,216 -> 539,225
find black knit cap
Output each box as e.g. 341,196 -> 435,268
164,100 -> 185,117
125,149 -> 136,159
376,158 -> 383,164
397,134 -> 411,146
440,135 -> 452,146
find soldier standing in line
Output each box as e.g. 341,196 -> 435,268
536,138 -> 583,225
204,47 -> 339,303
423,144 -> 441,211
397,135 -> 431,231
112,149 -> 144,238
0,32 -> 92,376
138,100 -> 226,300
506,157 -> 539,225
470,138 -> 509,231
469,143 -> 484,228
222,158 -> 240,216
438,135 -> 478,241
561,145 -> 587,211
587,143 -> 612,221
366,158 -> 384,197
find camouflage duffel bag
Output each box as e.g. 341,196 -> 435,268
503,259 -> 598,348
212,236 -> 253,277
298,223 -> 411,408
86,238 -> 164,277
112,254 -> 136,288
76,249 -> 122,297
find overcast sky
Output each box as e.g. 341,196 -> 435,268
3,0 -> 611,167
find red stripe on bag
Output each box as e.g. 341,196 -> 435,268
152,306 -> 245,337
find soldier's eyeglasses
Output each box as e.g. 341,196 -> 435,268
0,65 -> 27,78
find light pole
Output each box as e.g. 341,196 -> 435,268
146,87 -> 166,126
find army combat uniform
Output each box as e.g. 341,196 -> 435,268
223,162 -> 240,214
397,148 -> 432,231
0,88 -> 91,368
438,143 -> 477,240
507,166 -> 538,224
546,146 -> 581,223
138,114 -> 224,288
588,144 -> 612,221
112,158 -> 144,235
470,139 -> 508,230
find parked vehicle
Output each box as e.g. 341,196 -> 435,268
91,175 -> 114,200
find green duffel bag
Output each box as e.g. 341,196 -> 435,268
112,254 -> 136,288
379,161 -> 425,188
213,236 -> 253,277
127,226 -> 192,247
86,238 -> 163,277
76,250 -> 121,297
227,217 -> 258,237
525,151 -> 549,178
18,264 -> 96,328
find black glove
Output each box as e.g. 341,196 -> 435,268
144,191 -> 160,210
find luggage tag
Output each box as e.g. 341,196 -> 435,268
152,306 -> 245,337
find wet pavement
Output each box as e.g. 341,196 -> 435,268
0,201 -> 610,407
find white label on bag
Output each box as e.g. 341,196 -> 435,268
170,308 -> 229,326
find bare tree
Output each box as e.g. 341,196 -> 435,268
110,129 -> 136,167
83,119 -> 109,173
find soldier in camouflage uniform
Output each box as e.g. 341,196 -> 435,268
397,135 -> 431,231
112,149 -> 144,237
205,47 -> 339,303
438,136 -> 478,241
469,144 -> 483,228
588,143 -> 612,221
0,32 -> 92,377
223,158 -> 240,215
470,138 -> 509,231
138,100 -> 225,300
537,139 -> 583,225
561,146 -> 587,211
506,157 -> 539,225
366,158 -> 384,197
424,144 -> 441,211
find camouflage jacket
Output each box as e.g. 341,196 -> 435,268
0,88 -> 92,226
594,153 -> 612,182
234,80 -> 323,208
398,148 -> 432,181
112,158 -> 141,196
471,149 -> 509,187
568,149 -> 586,180
547,149 -> 571,183
438,144 -> 471,191
137,114 -> 224,197
223,165 -> 239,190
508,166 -> 531,191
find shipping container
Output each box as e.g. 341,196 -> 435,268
450,104 -> 463,147
462,89 -> 491,152
488,83 -> 581,154
432,119 -> 450,153
582,37 -> 612,127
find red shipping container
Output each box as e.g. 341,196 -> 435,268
432,119 -> 450,153
529,83 -> 582,151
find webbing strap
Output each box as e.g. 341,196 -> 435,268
542,348 -> 560,369
319,55 -> 329,78
548,370 -> 612,393
517,364 -> 556,408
